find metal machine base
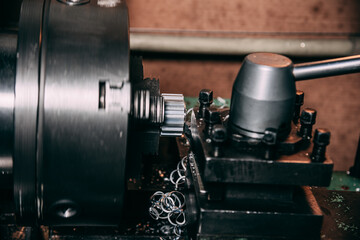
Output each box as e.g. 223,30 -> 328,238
185,153 -> 323,239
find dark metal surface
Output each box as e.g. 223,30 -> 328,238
349,136 -> 360,178
127,77 -> 161,181
39,0 -> 130,225
185,82 -> 334,239
0,31 -> 16,189
190,108 -> 333,186
294,55 -> 360,81
11,0 -> 132,225
1,189 -> 359,240
2,0 -> 184,226
229,53 -> 296,139
0,137 -> 187,240
0,138 -> 359,239
183,139 -> 324,240
0,32 -> 16,153
0,156 -> 13,189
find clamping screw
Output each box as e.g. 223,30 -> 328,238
311,128 -> 331,162
262,128 -> 278,160
263,128 -> 277,145
204,108 -> 221,136
198,89 -> 213,118
299,108 -> 317,139
293,90 -> 304,123
211,124 -> 227,157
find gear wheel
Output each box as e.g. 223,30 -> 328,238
161,94 -> 185,137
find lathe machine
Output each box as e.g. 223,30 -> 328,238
0,0 -> 360,239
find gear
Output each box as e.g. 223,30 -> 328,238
161,94 -> 185,137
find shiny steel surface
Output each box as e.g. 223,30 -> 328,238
294,55 -> 360,81
14,0 -> 44,224
161,93 -> 185,137
229,53 -> 296,139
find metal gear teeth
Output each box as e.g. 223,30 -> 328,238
161,93 -> 185,137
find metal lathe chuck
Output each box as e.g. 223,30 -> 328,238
0,0 -> 185,226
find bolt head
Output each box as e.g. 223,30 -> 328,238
295,90 -> 304,106
199,89 -> 213,105
263,128 -> 277,145
205,108 -> 221,124
313,128 -> 331,146
211,124 -> 227,143
300,108 -> 317,125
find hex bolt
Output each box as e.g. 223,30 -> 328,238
211,124 -> 227,157
262,128 -> 278,160
204,108 -> 221,136
311,128 -> 331,162
293,90 -> 304,124
198,89 -> 213,118
299,108 -> 317,139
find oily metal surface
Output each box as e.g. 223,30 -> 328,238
13,0 -> 44,224
39,0 -> 130,225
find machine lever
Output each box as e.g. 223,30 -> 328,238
293,55 -> 360,81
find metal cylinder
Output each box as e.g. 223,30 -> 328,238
13,0 -> 131,226
229,53 -> 296,139
0,31 -> 17,189
293,55 -> 360,81
161,93 -> 185,137
0,31 -> 16,151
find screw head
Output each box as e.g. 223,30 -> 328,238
204,108 -> 221,124
211,124 -> 227,143
313,128 -> 331,146
300,108 -> 317,125
263,128 -> 277,145
295,90 -> 304,106
199,89 -> 213,106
